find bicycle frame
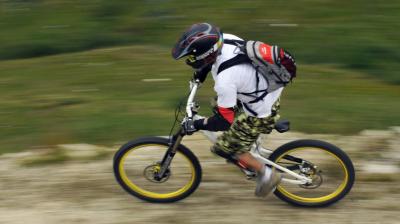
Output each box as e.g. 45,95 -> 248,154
160,79 -> 312,185
202,130 -> 311,185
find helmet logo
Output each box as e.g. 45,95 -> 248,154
196,47 -> 215,60
196,40 -> 221,61
187,55 -> 196,63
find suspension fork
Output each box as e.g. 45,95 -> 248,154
156,128 -> 185,180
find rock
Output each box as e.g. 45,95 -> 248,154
359,129 -> 394,138
58,144 -> 108,158
0,151 -> 36,160
385,138 -> 400,160
389,126 -> 400,135
361,162 -> 400,174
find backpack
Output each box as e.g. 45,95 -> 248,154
217,39 -> 295,116
219,39 -> 294,93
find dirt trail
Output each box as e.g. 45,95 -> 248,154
1,130 -> 399,224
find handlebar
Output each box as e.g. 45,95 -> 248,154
186,79 -> 200,118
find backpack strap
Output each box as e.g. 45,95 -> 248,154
218,39 -> 269,114
248,87 -> 269,104
217,54 -> 250,74
242,102 -> 258,117
238,89 -> 268,96
217,39 -> 249,74
245,67 -> 269,104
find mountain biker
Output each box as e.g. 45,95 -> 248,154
172,23 -> 297,197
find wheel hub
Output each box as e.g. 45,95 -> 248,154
298,162 -> 323,189
143,163 -> 171,183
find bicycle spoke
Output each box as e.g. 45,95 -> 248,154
276,147 -> 347,199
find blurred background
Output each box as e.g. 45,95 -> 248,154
1,0 -> 399,153
0,1 -> 399,223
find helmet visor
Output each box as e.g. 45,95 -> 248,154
172,38 -> 191,60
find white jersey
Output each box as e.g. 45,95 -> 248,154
210,33 -> 283,118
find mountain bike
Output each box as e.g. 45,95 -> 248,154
113,80 -> 355,207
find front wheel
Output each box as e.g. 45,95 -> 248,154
269,139 -> 355,207
113,137 -> 202,203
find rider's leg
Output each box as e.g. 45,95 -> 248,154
236,152 -> 263,171
212,100 -> 281,166
211,100 -> 281,197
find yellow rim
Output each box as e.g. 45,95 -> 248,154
276,147 -> 349,203
119,144 -> 196,199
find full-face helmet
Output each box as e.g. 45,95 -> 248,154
172,23 -> 223,69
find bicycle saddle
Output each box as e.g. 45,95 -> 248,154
274,120 -> 290,133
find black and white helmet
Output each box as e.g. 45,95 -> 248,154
172,23 -> 223,69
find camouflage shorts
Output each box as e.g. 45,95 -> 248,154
214,99 -> 280,155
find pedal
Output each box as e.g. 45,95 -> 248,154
241,168 -> 257,180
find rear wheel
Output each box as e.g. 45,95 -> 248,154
113,137 -> 202,203
269,139 -> 355,207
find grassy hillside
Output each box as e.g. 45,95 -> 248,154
1,45 -> 399,154
0,0 -> 399,83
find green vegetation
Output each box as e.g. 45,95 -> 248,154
1,1 -> 399,154
1,0 -> 400,83
1,46 -> 399,154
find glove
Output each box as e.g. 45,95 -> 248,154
182,118 -> 198,135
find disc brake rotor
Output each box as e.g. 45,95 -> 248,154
143,163 -> 171,183
298,162 -> 324,189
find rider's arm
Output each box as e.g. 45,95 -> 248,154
194,106 -> 234,131
194,77 -> 237,132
